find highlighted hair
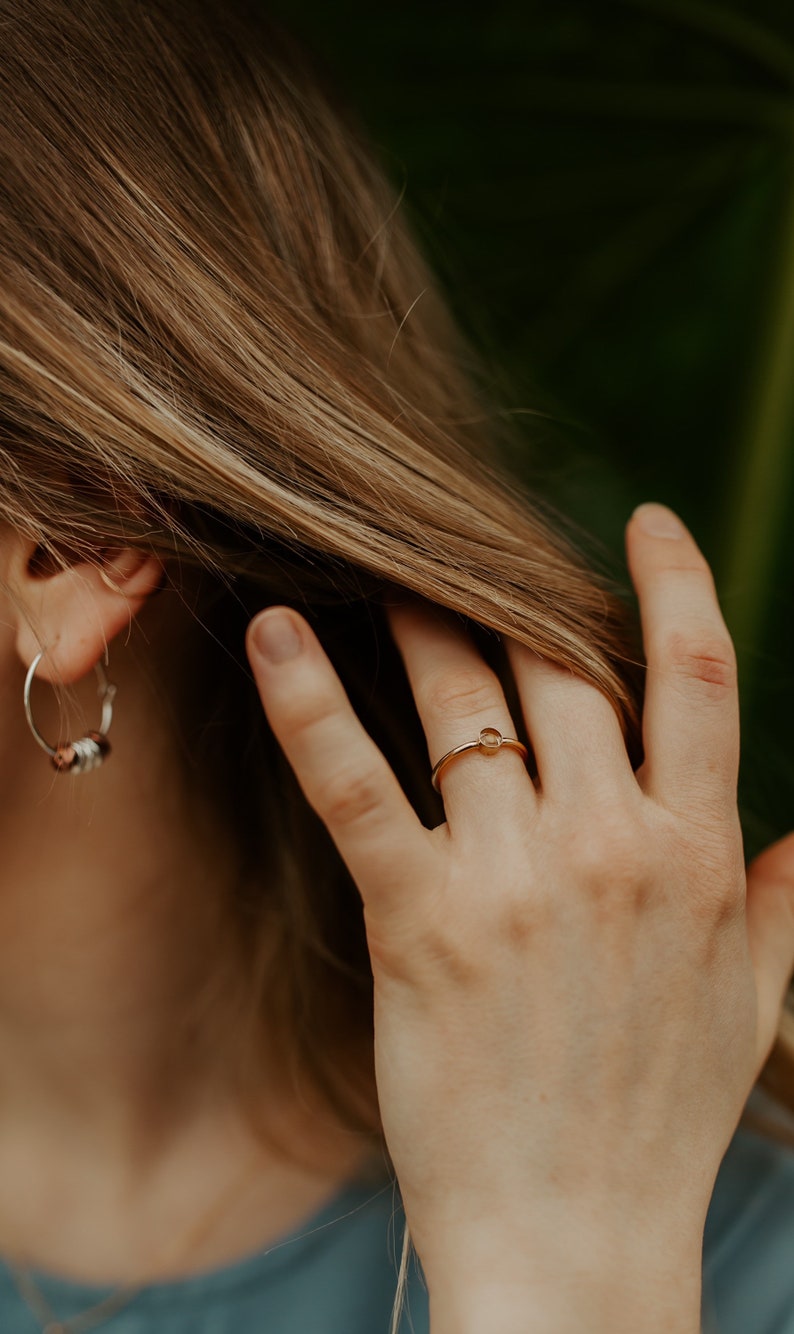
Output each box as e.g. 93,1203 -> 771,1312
1,3 -> 791,1289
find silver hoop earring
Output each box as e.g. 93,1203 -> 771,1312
23,651 -> 117,774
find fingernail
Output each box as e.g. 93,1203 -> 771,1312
251,610 -> 302,663
632,502 -> 686,538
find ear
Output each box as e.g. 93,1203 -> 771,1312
10,537 -> 167,685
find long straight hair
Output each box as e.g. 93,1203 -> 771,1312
1,0 -> 791,1172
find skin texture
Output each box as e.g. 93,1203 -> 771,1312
247,503 -> 794,1333
0,529 -> 370,1281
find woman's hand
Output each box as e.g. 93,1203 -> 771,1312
246,503 -> 794,1333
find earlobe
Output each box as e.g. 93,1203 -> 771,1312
13,542 -> 167,686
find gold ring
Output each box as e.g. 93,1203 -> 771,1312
430,727 -> 529,793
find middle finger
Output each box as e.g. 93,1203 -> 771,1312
386,600 -> 536,830
505,640 -> 638,803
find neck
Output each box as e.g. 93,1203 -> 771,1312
0,588 -> 376,1283
0,606 -> 255,1168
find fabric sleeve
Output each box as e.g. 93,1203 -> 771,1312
701,1098 -> 794,1334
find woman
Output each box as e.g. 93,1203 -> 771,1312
1,1 -> 793,1330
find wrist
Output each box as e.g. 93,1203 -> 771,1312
429,1276 -> 702,1334
423,1225 -> 704,1334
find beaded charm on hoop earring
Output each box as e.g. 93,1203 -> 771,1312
23,650 -> 117,773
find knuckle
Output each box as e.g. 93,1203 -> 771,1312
663,629 -> 737,696
683,832 -> 746,926
320,765 -> 384,828
666,551 -> 714,579
688,878 -> 745,935
278,690 -> 338,742
495,890 -> 548,950
566,812 -> 650,895
424,667 -> 499,721
418,925 -> 482,987
714,873 -> 745,922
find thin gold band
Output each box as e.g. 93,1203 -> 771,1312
431,727 -> 529,793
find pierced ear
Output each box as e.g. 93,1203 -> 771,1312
14,542 -> 167,686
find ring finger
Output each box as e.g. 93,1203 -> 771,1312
385,598 -> 536,831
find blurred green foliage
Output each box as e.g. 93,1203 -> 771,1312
268,0 -> 794,855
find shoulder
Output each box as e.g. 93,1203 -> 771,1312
702,1099 -> 794,1333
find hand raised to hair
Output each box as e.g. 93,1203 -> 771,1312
246,504 -> 794,1334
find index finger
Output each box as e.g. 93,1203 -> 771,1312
626,503 -> 740,815
246,607 -> 432,915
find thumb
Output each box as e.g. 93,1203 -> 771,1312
745,831 -> 794,1065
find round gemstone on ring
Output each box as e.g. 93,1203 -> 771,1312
478,727 -> 503,752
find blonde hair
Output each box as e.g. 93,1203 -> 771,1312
1,0 -> 791,1220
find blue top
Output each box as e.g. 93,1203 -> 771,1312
0,1117 -> 791,1332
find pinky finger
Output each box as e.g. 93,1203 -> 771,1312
745,832 -> 794,1068
246,606 -> 432,917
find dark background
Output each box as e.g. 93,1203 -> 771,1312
269,0 -> 794,856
